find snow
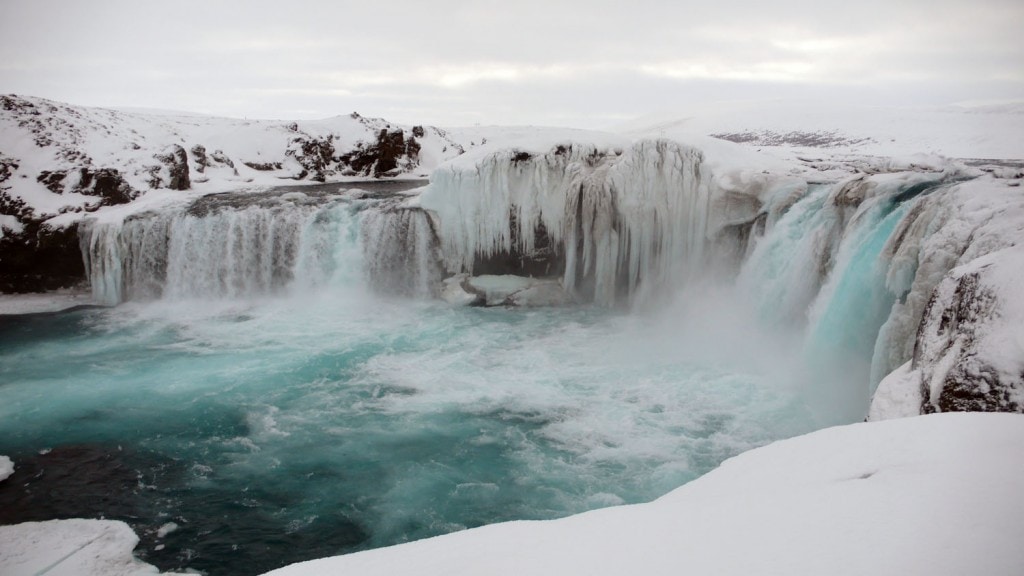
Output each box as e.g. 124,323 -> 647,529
868,361 -> 922,421
262,412 -> 1024,576
0,214 -> 24,236
0,95 -> 474,228
155,522 -> 178,539
618,100 -> 1024,164
0,455 -> 12,481
979,246 -> 1024,381
0,519 -> 185,576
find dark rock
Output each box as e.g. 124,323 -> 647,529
191,144 -> 208,173
34,168 -> 137,205
91,169 -> 136,204
151,144 -> 190,190
242,161 -> 283,172
471,213 -> 564,278
0,221 -> 85,293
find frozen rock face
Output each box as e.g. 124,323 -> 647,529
864,176 -> 1024,418
913,246 -> 1024,413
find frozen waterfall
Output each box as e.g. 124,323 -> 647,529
421,141 -> 717,306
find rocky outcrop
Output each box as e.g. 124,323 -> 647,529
911,246 -> 1024,413
339,128 -> 421,177
150,144 -> 190,190
191,144 -> 209,173
36,167 -> 138,205
286,136 -> 335,182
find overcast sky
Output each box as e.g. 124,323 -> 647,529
1,0 -> 1021,128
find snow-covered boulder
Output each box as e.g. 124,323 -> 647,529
463,274 -> 568,307
870,244 -> 1024,419
0,519 -> 184,576
0,455 -> 12,482
440,274 -> 482,306
915,245 -> 1024,413
149,145 -> 190,190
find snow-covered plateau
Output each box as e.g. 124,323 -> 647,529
1,95 -> 1023,575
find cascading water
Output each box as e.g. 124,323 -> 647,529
361,207 -> 442,297
79,194 -> 441,305
0,149 -> 993,576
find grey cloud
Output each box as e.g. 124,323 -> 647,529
0,0 -> 1020,126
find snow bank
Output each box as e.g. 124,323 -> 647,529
0,519 -> 184,576
0,292 -> 97,315
262,412 -> 1024,576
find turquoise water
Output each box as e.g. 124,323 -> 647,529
0,290 -> 814,575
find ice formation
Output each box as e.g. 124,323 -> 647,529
0,455 -> 12,482
423,140 -> 736,305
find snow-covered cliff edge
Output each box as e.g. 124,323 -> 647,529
0,94 -> 469,291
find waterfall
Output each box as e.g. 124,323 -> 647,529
361,207 -> 442,297
80,196 -> 438,304
76,140 -> 1010,422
